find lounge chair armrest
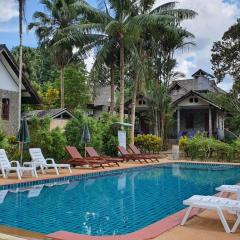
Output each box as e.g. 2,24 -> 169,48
46,158 -> 56,164
10,161 -> 21,168
23,162 -> 35,167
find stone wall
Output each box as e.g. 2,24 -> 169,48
0,89 -> 19,135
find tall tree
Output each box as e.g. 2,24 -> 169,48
29,0 -> 103,108
128,1 -> 196,143
211,19 -> 240,84
18,0 -> 26,127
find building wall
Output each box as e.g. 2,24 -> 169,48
178,96 -> 209,107
0,60 -> 18,92
50,119 -> 69,131
0,89 -> 19,135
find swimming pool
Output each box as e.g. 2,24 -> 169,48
0,163 -> 240,236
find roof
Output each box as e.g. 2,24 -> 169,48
23,108 -> 74,120
192,69 -> 214,79
94,86 -> 117,107
170,78 -> 226,94
0,44 -> 41,104
172,91 -> 224,110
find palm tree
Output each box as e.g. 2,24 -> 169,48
18,0 -> 26,128
29,0 -> 103,108
128,1 -> 196,143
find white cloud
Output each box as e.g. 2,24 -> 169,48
154,0 -> 239,91
0,0 -> 18,22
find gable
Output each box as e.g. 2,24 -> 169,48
169,82 -> 188,102
0,44 -> 41,104
0,60 -> 18,92
177,95 -> 209,107
172,91 -> 223,110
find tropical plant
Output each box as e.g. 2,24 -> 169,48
128,1 -> 196,143
28,116 -> 67,162
64,63 -> 90,111
29,0 -> 103,108
211,19 -> 240,83
135,134 -> 162,153
146,81 -> 174,144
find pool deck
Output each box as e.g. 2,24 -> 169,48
0,158 -> 240,240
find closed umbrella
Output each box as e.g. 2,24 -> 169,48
81,123 -> 91,157
17,117 -> 30,165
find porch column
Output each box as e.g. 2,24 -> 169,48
209,108 -> 212,137
177,108 -> 180,134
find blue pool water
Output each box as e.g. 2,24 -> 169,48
0,163 -> 240,236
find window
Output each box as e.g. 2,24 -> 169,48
2,98 -> 10,120
189,98 -> 193,103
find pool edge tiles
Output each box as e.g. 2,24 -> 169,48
0,161 -> 240,190
46,208 -> 201,240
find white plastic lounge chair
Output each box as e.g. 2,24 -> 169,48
29,148 -> 72,175
181,195 -> 240,233
216,185 -> 240,200
0,149 -> 38,180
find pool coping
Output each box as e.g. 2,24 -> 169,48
0,161 -> 239,240
0,161 -> 239,190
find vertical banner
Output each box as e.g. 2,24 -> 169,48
118,130 -> 126,149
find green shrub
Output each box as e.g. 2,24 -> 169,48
65,109 -> 85,152
65,110 -> 120,156
186,135 -> 215,160
185,134 -> 235,161
179,136 -> 188,156
0,129 -> 9,149
29,116 -> 66,163
135,134 -> 162,153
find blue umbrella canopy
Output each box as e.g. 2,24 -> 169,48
81,123 -> 91,144
17,118 -> 30,143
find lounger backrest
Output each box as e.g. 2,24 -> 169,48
29,148 -> 46,164
65,146 -> 83,159
85,147 -> 99,157
0,149 -> 11,169
129,144 -> 141,154
117,146 -> 129,156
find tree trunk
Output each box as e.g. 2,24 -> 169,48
154,109 -> 159,136
60,66 -> 65,108
18,0 -> 23,129
110,67 -> 115,116
119,38 -> 125,123
130,71 -> 139,144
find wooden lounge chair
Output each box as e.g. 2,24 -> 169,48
128,144 -> 166,162
85,147 -> 124,167
65,146 -> 107,169
117,146 -> 149,164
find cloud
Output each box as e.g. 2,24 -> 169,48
0,0 -> 18,22
154,0 -> 239,91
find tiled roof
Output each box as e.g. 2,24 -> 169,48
172,78 -> 225,94
23,108 -> 73,120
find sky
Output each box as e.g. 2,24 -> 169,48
0,0 -> 239,91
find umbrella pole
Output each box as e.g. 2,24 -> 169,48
85,143 -> 86,158
20,142 -> 23,165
